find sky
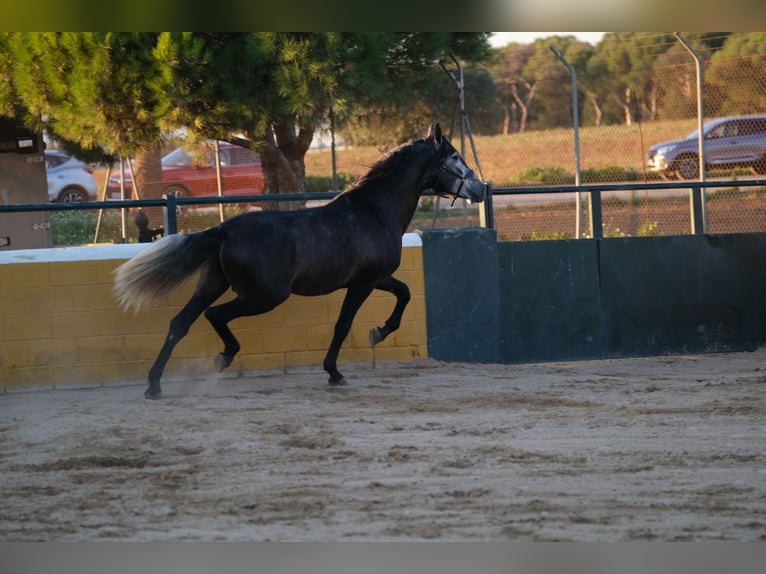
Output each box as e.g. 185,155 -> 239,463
490,32 -> 606,47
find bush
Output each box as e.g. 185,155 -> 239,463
51,211 -> 97,245
511,166 -> 574,185
51,210 -> 124,245
520,230 -> 573,241
581,165 -> 642,183
304,173 -> 354,193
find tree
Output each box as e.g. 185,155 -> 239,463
6,33 -> 161,157
3,31 -> 167,219
488,42 -> 536,134
586,32 -> 676,125
707,32 -> 766,116
153,32 -> 491,206
523,36 -> 593,130
1,32 -> 490,211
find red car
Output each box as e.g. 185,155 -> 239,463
107,141 -> 265,199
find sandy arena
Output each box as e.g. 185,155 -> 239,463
1,348 -> 765,541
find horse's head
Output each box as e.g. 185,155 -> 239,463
428,123 -> 487,204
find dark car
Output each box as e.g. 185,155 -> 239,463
107,141 -> 265,199
45,149 -> 99,202
647,115 -> 766,180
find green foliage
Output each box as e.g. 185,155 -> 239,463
6,33 -> 162,156
2,32 -> 491,199
51,211 -> 96,245
511,165 -> 657,186
512,166 -> 575,185
602,224 -> 626,238
304,173 -> 353,193
50,210 -> 123,245
636,221 -> 660,236
520,230 -> 572,241
581,165 -> 641,183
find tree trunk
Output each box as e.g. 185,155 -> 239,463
132,143 -> 164,235
502,102 -> 519,135
588,92 -> 603,127
256,121 -> 314,211
622,87 -> 633,126
510,82 -> 536,134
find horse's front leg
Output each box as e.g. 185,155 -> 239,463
369,276 -> 410,347
324,282 -> 376,386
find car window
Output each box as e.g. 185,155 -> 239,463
710,122 -> 741,139
45,153 -> 68,169
740,118 -> 766,136
228,146 -> 258,165
162,148 -> 194,167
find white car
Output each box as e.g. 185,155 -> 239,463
647,115 -> 766,180
45,149 -> 99,202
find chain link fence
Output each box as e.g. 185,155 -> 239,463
34,38 -> 766,246
307,43 -> 764,242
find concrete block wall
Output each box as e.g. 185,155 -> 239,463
0,237 -> 426,391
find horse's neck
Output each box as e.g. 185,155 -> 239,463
381,163 -> 429,235
346,142 -> 433,235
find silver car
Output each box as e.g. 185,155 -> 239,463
45,149 -> 99,202
647,115 -> 766,180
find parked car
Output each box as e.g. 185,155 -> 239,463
45,149 -> 99,202
647,115 -> 766,180
107,141 -> 265,199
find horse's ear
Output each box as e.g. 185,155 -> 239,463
428,123 -> 442,144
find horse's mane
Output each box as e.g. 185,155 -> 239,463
342,136 -> 431,194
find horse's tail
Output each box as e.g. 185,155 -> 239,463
113,228 -> 224,313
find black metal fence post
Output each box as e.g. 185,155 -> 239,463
690,184 -> 706,234
163,192 -> 177,235
589,189 -> 603,239
482,183 -> 494,230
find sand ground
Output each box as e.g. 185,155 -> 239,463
1,348 -> 765,541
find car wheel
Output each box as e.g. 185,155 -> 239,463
675,156 -> 699,180
58,187 -> 88,202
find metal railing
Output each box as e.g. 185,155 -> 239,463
2,179 -> 766,245
486,178 -> 766,238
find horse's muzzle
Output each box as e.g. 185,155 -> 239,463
457,177 -> 488,204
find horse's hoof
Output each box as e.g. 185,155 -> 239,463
328,377 -> 348,387
144,387 -> 163,400
215,353 -> 233,372
369,326 -> 383,347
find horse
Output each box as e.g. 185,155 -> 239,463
114,123 -> 487,398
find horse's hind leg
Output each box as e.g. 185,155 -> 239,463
369,276 -> 411,347
146,265 -> 229,399
204,296 -> 283,372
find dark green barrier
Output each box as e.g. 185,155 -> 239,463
498,239 -> 601,362
599,234 -> 766,356
422,231 -> 766,363
421,228 -> 501,362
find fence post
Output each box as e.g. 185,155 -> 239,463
550,46 -> 584,238
589,189 -> 603,239
163,192 -> 178,235
482,182 -> 494,230
674,32 -> 708,233
690,183 -> 705,234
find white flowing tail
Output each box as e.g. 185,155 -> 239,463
114,232 -> 217,313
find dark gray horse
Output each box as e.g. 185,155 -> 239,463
114,123 -> 487,398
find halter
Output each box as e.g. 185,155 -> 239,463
434,159 -> 476,206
